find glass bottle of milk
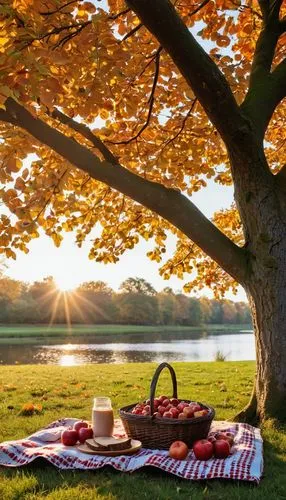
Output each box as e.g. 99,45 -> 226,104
92,397 -> 114,437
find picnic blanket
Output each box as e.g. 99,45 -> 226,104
0,418 -> 263,483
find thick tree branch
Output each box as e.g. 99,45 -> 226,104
258,0 -> 284,23
272,57 -> 286,85
249,27 -> 281,86
242,54 -> 286,138
126,0 -> 248,153
258,0 -> 269,22
241,0 -> 285,139
249,0 -> 284,86
0,98 -> 248,283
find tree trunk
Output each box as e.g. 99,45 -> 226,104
231,149 -> 286,423
246,254 -> 286,422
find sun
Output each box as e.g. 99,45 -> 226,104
54,275 -> 76,292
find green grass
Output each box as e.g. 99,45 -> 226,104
0,362 -> 285,499
0,323 -> 251,345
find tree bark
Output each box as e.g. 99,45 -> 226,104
248,266 -> 286,421
231,150 -> 286,422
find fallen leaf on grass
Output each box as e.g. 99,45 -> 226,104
19,403 -> 43,416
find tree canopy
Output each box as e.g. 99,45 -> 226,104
0,0 -> 284,298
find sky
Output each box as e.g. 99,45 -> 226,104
4,178 -> 247,302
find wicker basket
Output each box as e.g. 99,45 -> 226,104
119,362 -> 215,449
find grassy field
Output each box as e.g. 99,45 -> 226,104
0,361 -> 285,499
0,323 -> 251,345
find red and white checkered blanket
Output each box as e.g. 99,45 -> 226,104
0,418 -> 263,483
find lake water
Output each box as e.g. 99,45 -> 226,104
0,329 -> 255,365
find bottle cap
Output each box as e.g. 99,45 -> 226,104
93,397 -> 112,409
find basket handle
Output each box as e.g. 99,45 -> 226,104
149,362 -> 178,416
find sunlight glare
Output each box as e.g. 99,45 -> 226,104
54,275 -> 76,292
59,354 -> 78,366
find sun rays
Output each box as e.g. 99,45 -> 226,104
43,279 -> 112,332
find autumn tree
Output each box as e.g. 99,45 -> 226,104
115,292 -> 159,324
119,277 -> 156,295
157,289 -> 176,324
77,281 -> 113,294
0,0 -> 285,422
0,276 -> 23,320
76,280 -> 116,323
28,276 -> 58,322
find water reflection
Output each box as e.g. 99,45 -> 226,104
59,354 -> 79,366
0,330 -> 255,365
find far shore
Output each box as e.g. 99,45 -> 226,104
0,323 -> 252,345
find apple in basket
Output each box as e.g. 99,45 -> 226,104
131,399 -> 210,419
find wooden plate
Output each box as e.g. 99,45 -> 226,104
77,439 -> 142,456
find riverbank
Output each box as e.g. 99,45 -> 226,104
0,323 -> 252,345
0,361 -> 285,499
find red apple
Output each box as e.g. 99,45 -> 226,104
133,408 -> 143,415
162,398 -> 170,407
193,439 -> 214,460
189,403 -> 202,413
158,405 -> 166,415
158,395 -> 168,404
169,441 -> 189,460
78,426 -> 94,444
153,398 -> 161,409
73,421 -> 89,432
213,439 -> 230,458
178,412 -> 187,420
163,411 -> 173,418
170,407 -> 179,418
142,410 -> 150,416
61,429 -> 78,446
177,402 -> 189,412
170,398 -> 179,407
144,405 -> 151,413
164,404 -> 172,411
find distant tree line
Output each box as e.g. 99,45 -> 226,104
0,276 -> 251,326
